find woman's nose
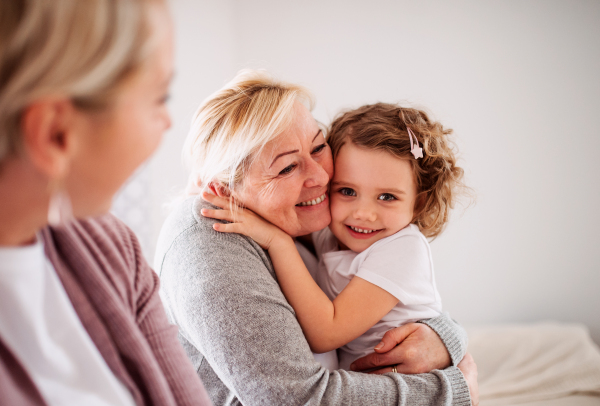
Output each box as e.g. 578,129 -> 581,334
304,157 -> 330,188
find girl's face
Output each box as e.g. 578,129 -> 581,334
329,141 -> 418,253
234,102 -> 334,237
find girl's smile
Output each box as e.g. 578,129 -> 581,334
345,225 -> 384,240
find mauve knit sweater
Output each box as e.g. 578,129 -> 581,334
0,215 -> 212,406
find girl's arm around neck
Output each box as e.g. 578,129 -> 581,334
199,192 -> 399,353
268,237 -> 399,353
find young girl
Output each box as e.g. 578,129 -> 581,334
203,103 -> 467,370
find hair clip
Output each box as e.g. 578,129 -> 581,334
407,128 -> 423,159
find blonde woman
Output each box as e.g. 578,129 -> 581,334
0,1 -> 211,405
156,70 -> 478,405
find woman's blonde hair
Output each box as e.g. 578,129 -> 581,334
183,69 -> 314,195
327,103 -> 469,239
0,0 -> 163,165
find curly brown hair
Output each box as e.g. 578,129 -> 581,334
327,103 -> 468,239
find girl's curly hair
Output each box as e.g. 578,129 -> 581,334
327,103 -> 469,239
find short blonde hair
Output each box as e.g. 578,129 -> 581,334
183,69 -> 314,194
328,103 -> 469,239
0,0 -> 163,165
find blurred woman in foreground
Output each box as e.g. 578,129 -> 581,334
0,1 -> 211,404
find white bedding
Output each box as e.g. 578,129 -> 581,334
467,322 -> 600,405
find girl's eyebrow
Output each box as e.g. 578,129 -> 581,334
383,188 -> 407,195
269,130 -> 323,168
331,180 -> 353,187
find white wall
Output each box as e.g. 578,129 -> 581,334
144,0 -> 600,343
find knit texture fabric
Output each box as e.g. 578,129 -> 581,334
155,195 -> 472,406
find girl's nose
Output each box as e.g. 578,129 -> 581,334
304,157 -> 330,188
353,204 -> 377,222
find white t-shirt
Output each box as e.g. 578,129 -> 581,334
313,224 -> 442,370
0,238 -> 135,406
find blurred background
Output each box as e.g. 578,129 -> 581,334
112,0 -> 600,344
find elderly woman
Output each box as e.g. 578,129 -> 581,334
0,0 -> 211,404
155,70 -> 478,405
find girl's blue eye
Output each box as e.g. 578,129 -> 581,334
339,188 -> 356,197
378,193 -> 396,201
279,164 -> 296,176
312,143 -> 327,154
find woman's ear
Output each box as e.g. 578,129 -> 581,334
207,181 -> 231,198
21,98 -> 77,179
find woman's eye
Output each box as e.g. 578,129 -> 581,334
312,143 -> 327,154
278,164 -> 296,176
339,188 -> 356,197
378,193 -> 397,201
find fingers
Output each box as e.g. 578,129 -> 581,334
366,366 -> 396,375
373,323 -> 418,353
212,222 -> 243,234
350,350 -> 402,372
458,353 -> 479,406
200,207 -> 233,221
350,323 -> 435,373
457,353 -> 477,376
365,364 -> 413,375
201,191 -> 231,209
394,362 -> 422,374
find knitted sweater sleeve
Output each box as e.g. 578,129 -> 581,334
156,198 -> 472,406
102,215 -> 213,406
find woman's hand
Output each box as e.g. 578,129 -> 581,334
458,353 -> 479,406
200,192 -> 290,250
349,322 -> 451,374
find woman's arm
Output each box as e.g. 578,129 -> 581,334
157,196 -> 472,406
202,193 -> 399,353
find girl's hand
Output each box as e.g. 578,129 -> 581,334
200,192 -> 290,250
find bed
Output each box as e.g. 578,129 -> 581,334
466,322 -> 600,405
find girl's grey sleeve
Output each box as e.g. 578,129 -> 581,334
159,222 -> 471,406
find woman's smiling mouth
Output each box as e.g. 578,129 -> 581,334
296,193 -> 327,207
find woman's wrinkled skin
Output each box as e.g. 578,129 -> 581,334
231,102 -> 333,237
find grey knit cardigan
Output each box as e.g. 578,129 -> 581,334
155,195 -> 472,406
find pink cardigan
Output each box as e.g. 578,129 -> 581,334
0,215 -> 212,406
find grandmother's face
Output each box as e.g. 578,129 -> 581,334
234,102 -> 333,237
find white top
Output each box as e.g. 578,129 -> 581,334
313,224 -> 442,370
0,238 -> 135,406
